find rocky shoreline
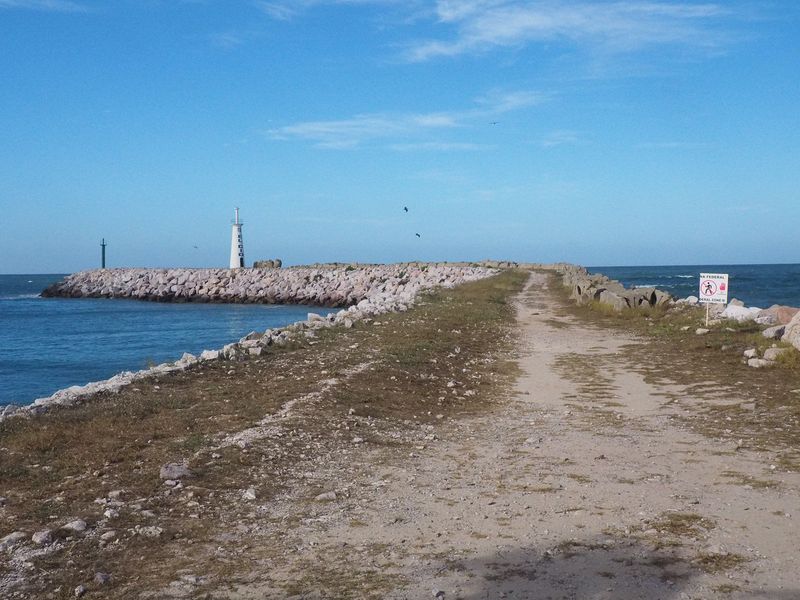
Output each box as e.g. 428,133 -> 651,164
1,264 -> 495,422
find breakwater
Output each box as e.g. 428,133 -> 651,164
2,264 -> 494,422
41,264 -> 486,307
556,264 -> 672,310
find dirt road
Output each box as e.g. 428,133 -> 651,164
231,272 -> 799,599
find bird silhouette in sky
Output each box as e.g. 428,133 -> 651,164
193,245 -> 199,249
415,233 -> 421,238
490,121 -> 499,125
403,206 -> 409,212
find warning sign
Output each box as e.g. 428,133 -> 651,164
699,273 -> 729,304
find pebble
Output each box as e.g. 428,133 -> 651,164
242,488 -> 257,501
315,491 -> 337,502
74,585 -> 87,597
94,572 -> 111,585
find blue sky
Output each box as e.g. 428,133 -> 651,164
0,0 -> 798,272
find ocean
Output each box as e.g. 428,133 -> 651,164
590,264 -> 800,309
0,274 -> 331,407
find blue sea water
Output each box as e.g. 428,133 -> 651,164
0,274 -> 331,407
590,264 -> 800,309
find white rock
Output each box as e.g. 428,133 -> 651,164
764,347 -> 790,361
314,491 -> 337,502
748,358 -> 773,368
242,487 -> 257,501
743,348 -> 758,359
200,349 -> 220,361
721,304 -> 761,322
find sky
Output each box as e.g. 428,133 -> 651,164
0,0 -> 798,273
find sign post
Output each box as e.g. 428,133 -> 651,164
698,273 -> 729,326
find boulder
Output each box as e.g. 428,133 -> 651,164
762,325 -> 786,340
759,305 -> 800,326
720,304 -> 761,322
782,311 -> 800,351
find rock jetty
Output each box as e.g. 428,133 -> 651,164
41,264 -> 489,307
1,264 -> 494,422
557,264 -> 672,311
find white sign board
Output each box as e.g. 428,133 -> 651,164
698,273 -> 729,304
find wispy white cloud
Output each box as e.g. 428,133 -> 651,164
210,29 -> 264,49
253,0 -> 414,21
405,1 -> 732,61
389,141 -> 488,151
0,0 -> 88,11
636,141 -> 712,149
253,1 -> 297,20
268,89 -> 546,148
540,130 -> 582,147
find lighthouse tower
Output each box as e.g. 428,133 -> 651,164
229,207 -> 245,269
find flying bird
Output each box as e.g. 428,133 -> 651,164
403,206 -> 408,212
490,121 -> 499,125
415,233 -> 421,238
193,245 -> 199,249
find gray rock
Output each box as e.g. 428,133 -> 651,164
695,328 -> 710,335
159,462 -> 193,480
31,529 -> 53,545
314,491 -> 337,502
763,325 -> 786,339
94,572 -> 112,585
74,584 -> 87,597
743,348 -> 758,359
100,530 -> 117,541
0,531 -> 28,552
242,487 -> 257,501
200,349 -> 220,361
62,519 -> 88,534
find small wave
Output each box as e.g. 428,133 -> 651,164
0,294 -> 41,300
676,275 -> 694,279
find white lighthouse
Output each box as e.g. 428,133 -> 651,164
229,207 -> 245,269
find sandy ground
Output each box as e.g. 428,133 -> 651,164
219,272 -> 800,600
